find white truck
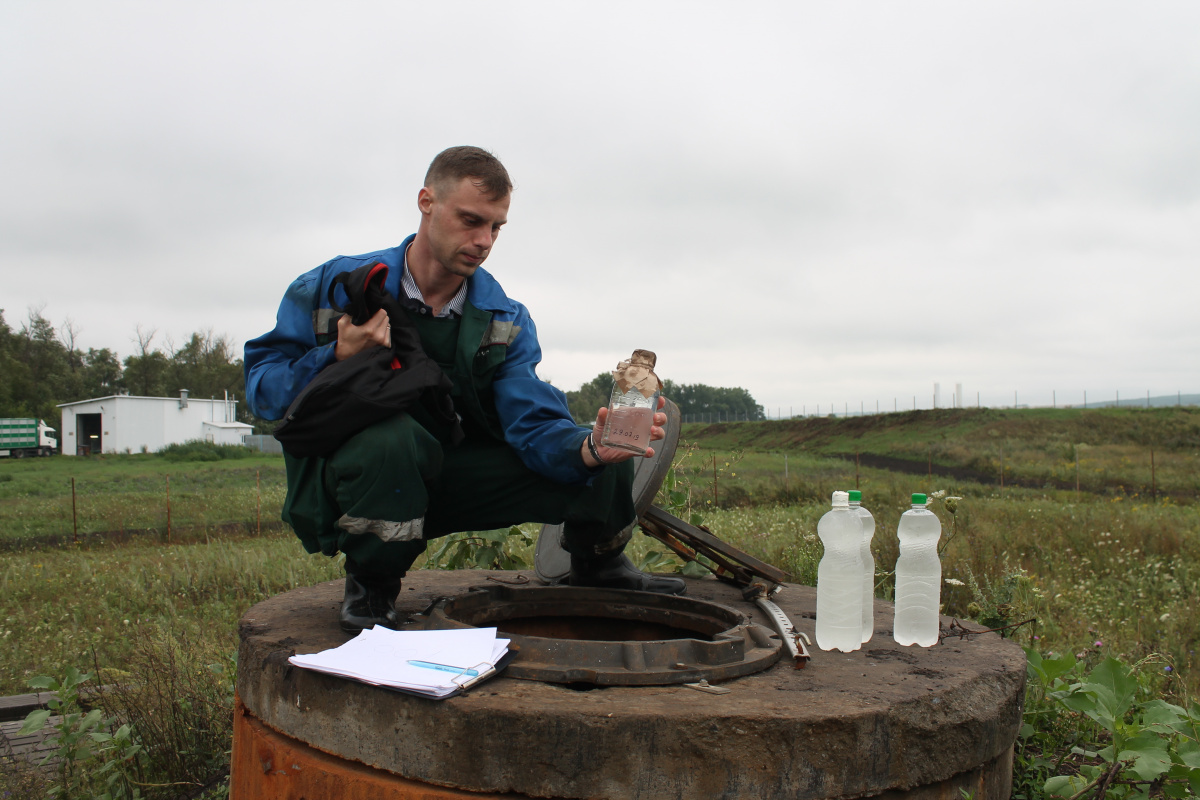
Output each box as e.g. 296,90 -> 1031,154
0,418 -> 58,458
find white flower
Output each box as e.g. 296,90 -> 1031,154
944,578 -> 965,586
1159,613 -> 1171,622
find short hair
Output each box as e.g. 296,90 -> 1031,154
424,146 -> 512,200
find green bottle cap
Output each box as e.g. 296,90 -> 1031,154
848,490 -> 862,502
912,493 -> 927,504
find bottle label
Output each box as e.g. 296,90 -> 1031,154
601,406 -> 654,453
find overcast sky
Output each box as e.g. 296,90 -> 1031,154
3,2 -> 1197,414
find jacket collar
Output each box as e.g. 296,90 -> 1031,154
395,233 -> 517,315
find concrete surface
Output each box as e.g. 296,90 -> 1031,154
236,571 -> 1026,799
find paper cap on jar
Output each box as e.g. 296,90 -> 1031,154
612,349 -> 663,398
630,349 -> 657,368
831,491 -> 849,507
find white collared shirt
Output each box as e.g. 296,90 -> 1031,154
400,245 -> 467,318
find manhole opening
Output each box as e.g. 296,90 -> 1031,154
411,585 -> 783,686
496,615 -> 712,642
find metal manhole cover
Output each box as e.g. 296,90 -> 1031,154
406,584 -> 781,685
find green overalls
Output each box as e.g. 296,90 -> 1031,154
281,300 -> 635,579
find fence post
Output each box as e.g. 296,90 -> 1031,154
712,454 -> 718,508
257,469 -> 262,534
855,451 -> 860,489
1080,443 -> 1089,501
71,477 -> 78,544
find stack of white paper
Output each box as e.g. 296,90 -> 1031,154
288,627 -> 511,699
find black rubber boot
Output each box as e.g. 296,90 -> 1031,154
567,553 -> 686,595
338,569 -> 403,633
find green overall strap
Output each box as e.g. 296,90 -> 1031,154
453,301 -> 507,441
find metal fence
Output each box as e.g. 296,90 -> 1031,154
683,391 -> 1199,423
243,434 -> 283,454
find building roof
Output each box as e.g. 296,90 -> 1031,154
57,395 -> 236,408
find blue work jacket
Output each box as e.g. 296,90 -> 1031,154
244,235 -> 595,484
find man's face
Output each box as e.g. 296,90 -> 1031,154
418,177 -> 510,279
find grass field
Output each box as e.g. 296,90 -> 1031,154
2,409 -> 1199,797
687,406 -> 1200,498
0,450 -> 287,544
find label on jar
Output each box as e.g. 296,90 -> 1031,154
601,406 -> 654,454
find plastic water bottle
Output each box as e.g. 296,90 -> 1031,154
893,493 -> 942,647
848,490 -> 875,644
816,491 -> 864,652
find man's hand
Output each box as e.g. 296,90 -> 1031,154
335,309 -> 391,361
580,395 -> 667,468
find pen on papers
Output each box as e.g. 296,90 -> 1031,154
407,660 -> 480,677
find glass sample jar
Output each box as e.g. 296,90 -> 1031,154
600,349 -> 662,456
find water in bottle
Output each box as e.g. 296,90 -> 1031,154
600,349 -> 662,456
893,493 -> 942,647
816,491 -> 864,652
848,490 -> 876,644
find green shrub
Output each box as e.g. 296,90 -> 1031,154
158,441 -> 251,462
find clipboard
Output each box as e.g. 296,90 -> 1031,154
376,647 -> 520,700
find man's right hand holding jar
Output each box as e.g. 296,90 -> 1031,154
581,395 -> 667,468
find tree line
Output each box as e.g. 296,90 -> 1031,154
565,372 -> 764,425
0,307 -> 763,433
0,308 -> 247,425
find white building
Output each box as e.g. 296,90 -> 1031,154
57,391 -> 253,456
